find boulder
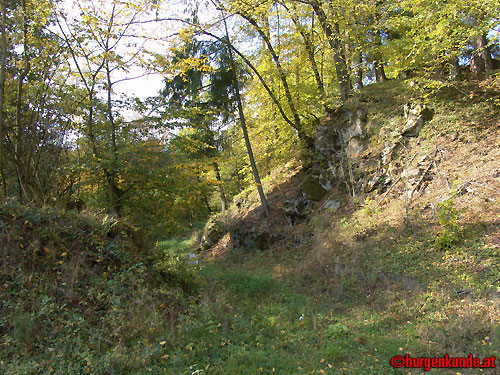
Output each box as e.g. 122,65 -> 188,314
200,218 -> 224,251
401,167 -> 421,187
230,228 -> 277,251
300,171 -> 329,201
365,174 -> 392,193
401,103 -> 434,137
323,199 -> 341,211
282,195 -> 313,226
316,108 -> 368,162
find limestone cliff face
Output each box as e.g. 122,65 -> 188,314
304,103 -> 434,201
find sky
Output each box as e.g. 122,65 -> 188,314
56,0 -> 230,120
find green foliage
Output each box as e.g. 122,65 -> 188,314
0,203 -> 196,374
435,197 -> 462,250
153,238 -> 202,294
220,271 -> 277,297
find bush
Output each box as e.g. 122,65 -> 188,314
434,197 -> 461,250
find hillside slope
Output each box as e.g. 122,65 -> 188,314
194,79 -> 500,373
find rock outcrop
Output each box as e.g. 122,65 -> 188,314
199,218 -> 224,251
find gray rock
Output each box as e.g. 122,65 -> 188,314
230,228 -> 276,251
300,171 -> 329,201
323,200 -> 340,210
316,108 -> 367,162
365,174 -> 391,192
200,218 -> 224,251
347,138 -> 363,158
282,195 -> 312,226
401,167 -> 421,185
401,103 -> 434,137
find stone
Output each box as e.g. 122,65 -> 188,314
230,228 -> 276,251
200,218 -> 224,251
300,171 -> 329,201
401,103 -> 434,137
282,195 -> 312,226
365,174 -> 391,193
316,107 -> 367,161
347,138 -> 363,158
401,167 -> 420,185
323,200 -> 340,210
382,143 -> 401,165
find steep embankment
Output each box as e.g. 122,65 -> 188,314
193,79 -> 500,373
0,202 -> 198,374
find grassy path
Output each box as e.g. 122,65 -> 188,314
153,240 -> 453,375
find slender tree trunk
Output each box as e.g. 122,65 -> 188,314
233,83 -> 269,217
344,39 -> 353,88
373,30 -> 387,82
14,0 -> 30,203
288,8 -> 327,110
309,0 -> 351,102
0,166 -> 6,197
0,0 -> 7,198
212,161 -> 227,212
189,25 -> 308,146
356,52 -> 364,89
448,55 -> 459,80
105,60 -> 123,216
374,61 -> 387,82
238,12 -> 312,147
223,18 -> 269,217
200,190 -> 212,214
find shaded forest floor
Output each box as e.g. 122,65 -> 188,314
2,79 -> 500,374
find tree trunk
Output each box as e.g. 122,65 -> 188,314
449,55 -> 459,80
309,0 -> 351,102
201,190 -> 212,214
0,0 -> 7,198
356,52 -> 364,89
471,34 -> 493,73
223,19 -> 269,217
14,0 -> 30,203
238,12 -> 310,147
373,29 -> 387,82
105,60 -> 123,216
469,17 -> 493,74
374,61 -> 387,82
288,8 -> 327,110
213,161 -> 227,212
191,24 -> 314,147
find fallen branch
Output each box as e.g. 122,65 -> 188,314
433,152 -> 451,192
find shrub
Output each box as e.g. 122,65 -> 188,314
434,197 -> 461,250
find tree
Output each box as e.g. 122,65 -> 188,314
233,3 -> 312,147
57,0 -> 156,215
221,12 -> 269,217
306,0 -> 351,102
0,0 -> 82,204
